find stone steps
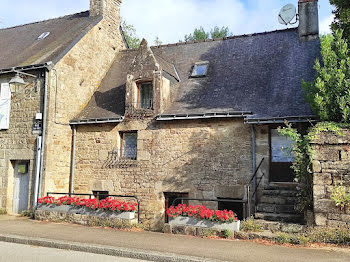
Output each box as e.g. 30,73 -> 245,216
255,183 -> 304,224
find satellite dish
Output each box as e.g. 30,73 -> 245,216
278,4 -> 297,25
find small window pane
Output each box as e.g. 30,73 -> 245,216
122,132 -> 137,160
139,83 -> 153,109
192,64 -> 208,77
271,129 -> 294,162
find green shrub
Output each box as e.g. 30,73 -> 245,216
275,233 -> 291,244
0,209 -> 6,215
20,210 -> 32,217
222,229 -> 233,239
240,218 -> 264,232
308,227 -> 350,245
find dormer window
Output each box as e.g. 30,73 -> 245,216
191,61 -> 209,77
138,81 -> 153,109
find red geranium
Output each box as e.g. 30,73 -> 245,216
166,204 -> 237,223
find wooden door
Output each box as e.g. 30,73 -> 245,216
13,162 -> 29,214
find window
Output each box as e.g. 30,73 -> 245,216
120,132 -> 137,160
138,82 -> 153,109
191,61 -> 209,77
37,32 -> 50,40
270,128 -> 295,182
93,191 -> 109,200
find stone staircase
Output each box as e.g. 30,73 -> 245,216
255,183 -> 304,224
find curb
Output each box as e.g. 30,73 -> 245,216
0,233 -> 224,262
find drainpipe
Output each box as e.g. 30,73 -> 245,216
32,136 -> 42,209
251,125 -> 257,210
69,125 -> 77,195
38,69 -> 49,199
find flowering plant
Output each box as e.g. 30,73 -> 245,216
38,196 -> 137,213
166,204 -> 238,223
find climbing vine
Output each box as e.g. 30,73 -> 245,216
278,122 -> 343,213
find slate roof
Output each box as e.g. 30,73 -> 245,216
73,28 -> 320,122
0,11 -> 101,70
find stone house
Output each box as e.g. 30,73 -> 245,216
0,0 -> 321,230
0,0 -> 125,214
69,0 -> 320,229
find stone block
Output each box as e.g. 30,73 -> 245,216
163,224 -> 172,234
172,225 -> 185,235
328,220 -> 347,227
313,185 -> 326,199
315,213 -> 327,226
313,173 -> 332,185
340,214 -> 350,222
312,161 -> 322,173
314,199 -> 336,213
215,185 -> 245,199
184,226 -> 196,236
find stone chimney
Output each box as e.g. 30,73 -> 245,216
90,0 -> 122,18
298,0 -> 319,41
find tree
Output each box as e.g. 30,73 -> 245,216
183,26 -> 232,42
154,36 -> 163,46
302,30 -> 350,123
330,0 -> 350,40
210,26 -> 232,39
121,20 -> 141,49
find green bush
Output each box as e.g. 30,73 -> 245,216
275,233 -> 291,244
308,227 -> 350,245
0,209 -> 7,215
240,218 -> 264,232
222,229 -> 233,239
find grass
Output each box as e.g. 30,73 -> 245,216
240,218 -> 264,232
274,226 -> 350,246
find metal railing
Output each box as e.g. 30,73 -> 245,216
247,158 -> 265,215
170,197 -> 248,220
45,192 -> 140,223
109,147 -> 138,161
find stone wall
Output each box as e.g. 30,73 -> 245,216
72,118 -> 271,230
312,129 -> 350,226
43,2 -> 125,195
0,71 -> 45,213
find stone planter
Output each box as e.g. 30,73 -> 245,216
36,203 -> 135,220
169,216 -> 240,232
35,204 -> 137,227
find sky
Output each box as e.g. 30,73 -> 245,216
0,0 -> 334,44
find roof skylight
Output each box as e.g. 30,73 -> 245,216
37,32 -> 50,40
191,61 -> 209,77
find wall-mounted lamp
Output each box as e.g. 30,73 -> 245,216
9,70 -> 37,93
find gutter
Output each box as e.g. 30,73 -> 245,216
157,112 -> 252,121
0,62 -> 53,75
70,117 -> 124,125
245,115 -> 317,125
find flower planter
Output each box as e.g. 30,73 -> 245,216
169,216 -> 240,232
36,203 -> 135,220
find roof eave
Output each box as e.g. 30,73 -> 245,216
245,115 -> 318,125
70,116 -> 124,125
157,112 -> 252,121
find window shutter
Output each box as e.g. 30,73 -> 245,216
0,83 -> 11,130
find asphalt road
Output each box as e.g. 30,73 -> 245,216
0,242 -> 148,262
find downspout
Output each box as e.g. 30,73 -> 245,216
38,69 -> 49,199
69,125 -> 77,195
32,136 -> 42,209
251,125 -> 257,210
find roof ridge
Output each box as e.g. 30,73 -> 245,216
151,27 -> 298,48
0,10 -> 90,31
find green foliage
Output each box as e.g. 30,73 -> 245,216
20,210 -> 32,217
154,36 -> 163,46
184,26 -> 232,42
121,20 -> 141,49
0,209 -> 6,215
278,122 -> 342,213
330,182 -> 350,209
302,30 -> 350,123
240,218 -> 264,232
274,227 -> 350,245
307,226 -> 350,245
330,0 -> 350,40
222,229 -> 233,239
